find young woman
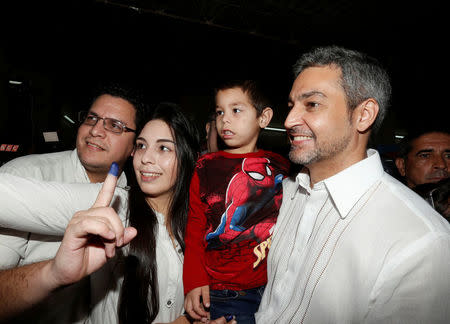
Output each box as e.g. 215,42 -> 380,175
0,102 -> 201,323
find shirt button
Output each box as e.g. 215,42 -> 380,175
167,300 -> 172,306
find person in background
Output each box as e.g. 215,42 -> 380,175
395,127 -> 449,189
183,80 -> 290,323
0,82 -> 143,323
202,111 -> 220,154
413,177 -> 450,221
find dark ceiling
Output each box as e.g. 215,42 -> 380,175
0,0 -> 447,157
94,0 -> 442,46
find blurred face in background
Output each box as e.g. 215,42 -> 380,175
396,132 -> 450,188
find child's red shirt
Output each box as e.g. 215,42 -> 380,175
183,150 -> 290,293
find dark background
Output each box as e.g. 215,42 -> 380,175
0,0 -> 447,164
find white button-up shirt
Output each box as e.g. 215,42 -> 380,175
256,149 -> 450,323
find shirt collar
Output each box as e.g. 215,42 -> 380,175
117,171 -> 128,188
324,149 -> 384,219
296,168 -> 312,195
296,149 -> 384,219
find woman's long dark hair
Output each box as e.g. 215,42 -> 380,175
118,102 -> 200,323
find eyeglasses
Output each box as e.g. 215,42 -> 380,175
78,111 -> 136,134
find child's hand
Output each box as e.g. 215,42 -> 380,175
184,285 -> 210,320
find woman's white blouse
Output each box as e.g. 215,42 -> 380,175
88,211 -> 184,323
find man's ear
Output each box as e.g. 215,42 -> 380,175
259,107 -> 273,128
354,99 -> 379,133
395,157 -> 406,177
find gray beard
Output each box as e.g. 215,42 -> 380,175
289,129 -> 352,166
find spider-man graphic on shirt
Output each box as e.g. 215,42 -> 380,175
206,157 -> 283,249
184,150 -> 290,292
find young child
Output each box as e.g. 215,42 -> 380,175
183,80 -> 290,323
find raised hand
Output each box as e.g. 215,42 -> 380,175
49,162 -> 137,286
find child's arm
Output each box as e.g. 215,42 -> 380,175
183,171 -> 211,320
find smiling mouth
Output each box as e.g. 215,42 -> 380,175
141,171 -> 162,179
86,142 -> 105,150
292,135 -> 313,141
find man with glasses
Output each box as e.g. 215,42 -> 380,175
0,83 -> 143,323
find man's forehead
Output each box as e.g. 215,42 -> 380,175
411,132 -> 450,152
89,95 -> 136,122
289,66 -> 342,99
414,133 -> 450,146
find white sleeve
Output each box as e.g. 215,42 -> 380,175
365,232 -> 450,323
0,173 -> 129,236
0,229 -> 28,269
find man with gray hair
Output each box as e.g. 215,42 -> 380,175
253,46 -> 450,323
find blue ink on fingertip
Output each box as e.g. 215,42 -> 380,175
109,162 -> 119,176
225,314 -> 234,322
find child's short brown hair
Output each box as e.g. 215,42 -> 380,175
214,80 -> 271,116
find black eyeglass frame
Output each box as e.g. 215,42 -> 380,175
78,111 -> 136,134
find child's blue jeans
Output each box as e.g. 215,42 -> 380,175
209,286 -> 265,324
